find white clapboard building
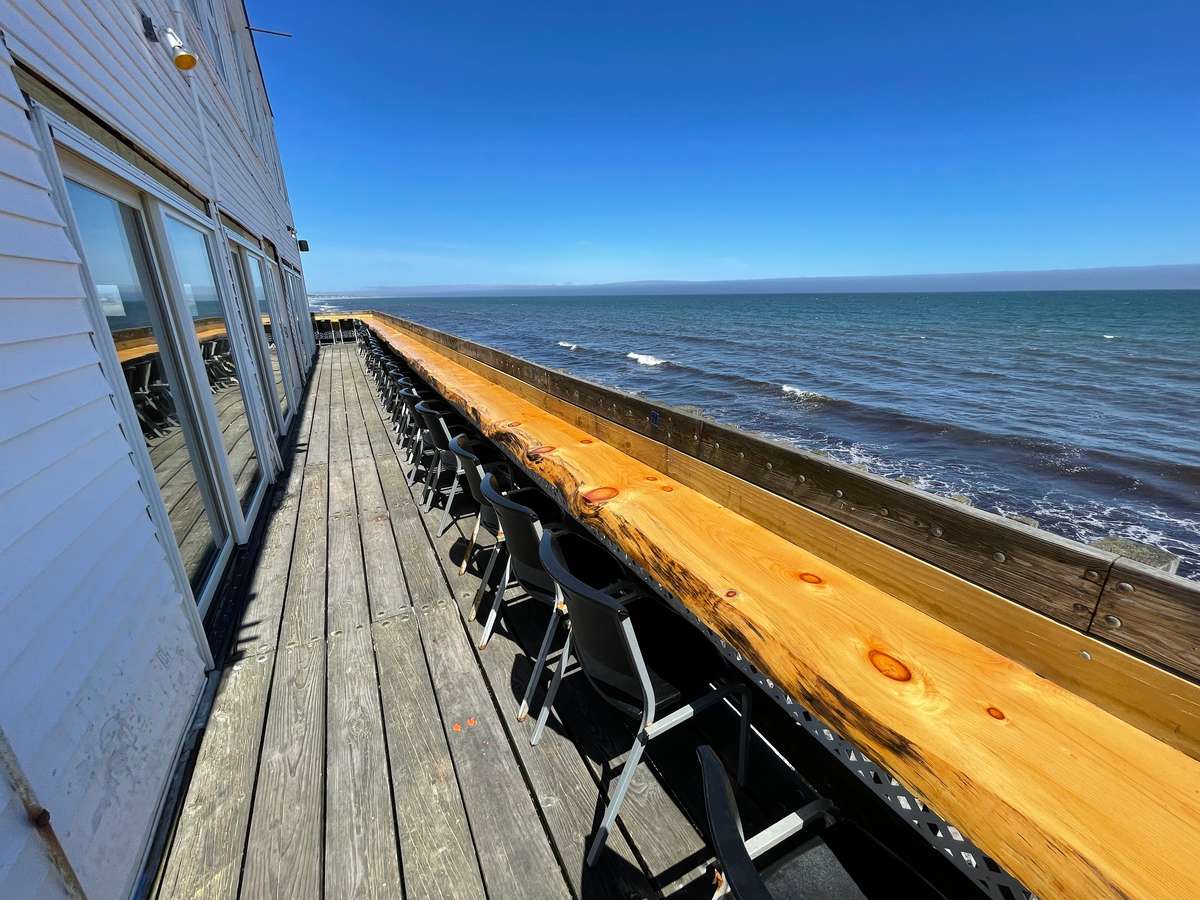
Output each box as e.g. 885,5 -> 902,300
0,2 -> 312,896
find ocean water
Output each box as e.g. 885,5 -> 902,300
317,291 -> 1200,578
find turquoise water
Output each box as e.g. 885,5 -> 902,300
319,291 -> 1200,577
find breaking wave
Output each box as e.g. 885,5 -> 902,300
627,352 -> 666,366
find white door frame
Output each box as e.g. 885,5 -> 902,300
29,104 -> 214,666
227,235 -> 300,435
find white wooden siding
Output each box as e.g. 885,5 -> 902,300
0,0 -> 303,268
0,43 -> 206,900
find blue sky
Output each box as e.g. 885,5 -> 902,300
247,1 -> 1200,292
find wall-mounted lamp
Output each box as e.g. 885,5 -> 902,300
298,239 -> 310,252
163,28 -> 197,71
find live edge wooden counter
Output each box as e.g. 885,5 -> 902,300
362,315 -> 1200,899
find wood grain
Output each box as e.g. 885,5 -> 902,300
363,316 -> 1200,900
325,625 -> 402,898
233,352 -> 328,658
157,652 -> 273,900
239,639 -> 325,900
373,611 -> 487,900
1092,560 -> 1200,680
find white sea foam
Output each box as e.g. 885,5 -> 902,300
557,341 -> 579,350
1103,334 -> 1119,340
627,352 -> 665,366
781,384 -> 822,401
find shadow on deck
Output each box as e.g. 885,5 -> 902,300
147,343 -> 970,900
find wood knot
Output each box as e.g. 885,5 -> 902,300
583,486 -> 619,503
579,438 -> 594,444
644,475 -> 658,481
868,649 -> 912,682
797,572 -> 823,584
725,589 -> 738,598
507,421 -> 522,427
986,706 -> 1006,720
660,485 -> 674,492
529,445 -> 556,459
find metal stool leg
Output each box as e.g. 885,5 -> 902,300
530,630 -> 571,747
586,734 -> 646,866
459,516 -> 482,576
478,556 -> 511,649
438,465 -> 462,536
517,602 -> 563,722
470,541 -> 503,618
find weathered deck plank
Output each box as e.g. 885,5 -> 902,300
324,625 -> 402,898
373,611 -> 487,900
240,354 -> 332,897
234,351 -> 328,658
345,352 -> 567,898
278,350 -> 332,647
156,651 -> 273,900
239,638 -> 325,899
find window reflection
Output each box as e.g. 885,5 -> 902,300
246,255 -> 288,418
163,216 -> 261,512
66,180 -> 223,590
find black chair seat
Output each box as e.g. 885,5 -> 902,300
760,834 -> 866,899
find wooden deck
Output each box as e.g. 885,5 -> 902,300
147,376 -> 260,587
152,342 -> 837,899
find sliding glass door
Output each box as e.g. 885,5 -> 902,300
157,215 -> 264,514
64,178 -> 228,591
231,244 -> 297,437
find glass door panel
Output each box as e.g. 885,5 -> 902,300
162,217 -> 262,513
240,250 -> 290,424
261,259 -> 302,417
65,179 -> 226,591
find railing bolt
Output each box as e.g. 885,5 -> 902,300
1104,615 -> 1122,628
931,526 -> 944,537
992,551 -> 1006,563
1117,582 -> 1134,594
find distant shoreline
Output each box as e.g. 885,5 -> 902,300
310,263 -> 1200,299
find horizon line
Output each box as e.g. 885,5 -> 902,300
310,261 -> 1200,297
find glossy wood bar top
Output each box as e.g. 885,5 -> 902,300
361,314 -> 1200,899
114,322 -> 228,364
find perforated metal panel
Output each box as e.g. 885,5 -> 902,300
718,648 -> 1035,900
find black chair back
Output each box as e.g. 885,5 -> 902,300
698,746 -> 771,900
479,473 -> 556,600
414,401 -> 454,452
539,529 -> 647,718
450,435 -> 499,535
